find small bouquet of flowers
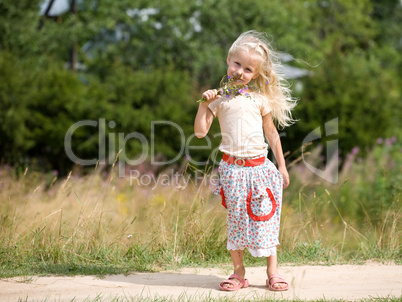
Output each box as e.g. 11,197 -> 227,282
197,74 -> 250,103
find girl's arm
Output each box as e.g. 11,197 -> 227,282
194,89 -> 219,138
262,113 -> 290,188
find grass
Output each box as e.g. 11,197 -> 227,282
0,140 -> 400,278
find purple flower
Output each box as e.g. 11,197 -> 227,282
351,147 -> 359,155
385,138 -> 392,146
376,138 -> 383,144
197,74 -> 249,103
391,136 -> 397,144
266,80 -> 269,85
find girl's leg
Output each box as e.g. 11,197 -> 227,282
220,249 -> 246,290
231,249 -> 246,277
266,254 -> 287,290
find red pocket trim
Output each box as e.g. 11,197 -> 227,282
246,188 -> 277,221
220,187 -> 227,208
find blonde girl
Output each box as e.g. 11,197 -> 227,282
194,30 -> 296,291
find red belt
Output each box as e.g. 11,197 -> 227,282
222,154 -> 265,167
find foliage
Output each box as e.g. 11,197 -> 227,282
93,63 -> 195,165
0,0 -> 42,56
289,0 -> 401,155
0,52 -> 34,164
293,44 -> 400,153
0,0 -> 401,173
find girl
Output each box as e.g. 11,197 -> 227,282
194,30 -> 297,291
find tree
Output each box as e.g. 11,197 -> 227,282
0,0 -> 400,172
0,52 -> 34,164
290,0 -> 401,155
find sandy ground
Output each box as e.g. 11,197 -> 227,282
0,262 -> 401,301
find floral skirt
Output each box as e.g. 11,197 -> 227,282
213,157 -> 283,257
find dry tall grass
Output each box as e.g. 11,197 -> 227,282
0,141 -> 400,276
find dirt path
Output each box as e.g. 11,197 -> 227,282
1,262 -> 401,301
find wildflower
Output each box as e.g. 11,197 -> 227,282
351,147 -> 359,155
376,138 -> 383,144
117,193 -> 127,203
197,74 -> 250,103
385,138 -> 392,147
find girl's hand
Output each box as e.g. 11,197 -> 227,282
278,166 -> 290,189
201,89 -> 221,104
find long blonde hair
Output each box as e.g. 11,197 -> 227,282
228,30 -> 297,128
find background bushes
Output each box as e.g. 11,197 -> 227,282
0,0 -> 401,173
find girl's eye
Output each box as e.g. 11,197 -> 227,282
246,68 -> 252,72
235,62 -> 240,66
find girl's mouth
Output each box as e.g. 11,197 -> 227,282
231,73 -> 243,83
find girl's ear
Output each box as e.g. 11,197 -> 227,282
252,73 -> 260,80
226,55 -> 231,65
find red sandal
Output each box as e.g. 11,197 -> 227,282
219,274 -> 249,291
266,274 -> 289,291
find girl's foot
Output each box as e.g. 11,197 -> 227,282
220,267 -> 246,290
266,265 -> 288,291
267,274 -> 289,291
219,274 -> 249,291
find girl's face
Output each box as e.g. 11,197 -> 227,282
227,49 -> 260,86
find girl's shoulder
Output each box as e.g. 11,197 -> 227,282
250,91 -> 271,115
250,91 -> 270,105
250,91 -> 266,101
